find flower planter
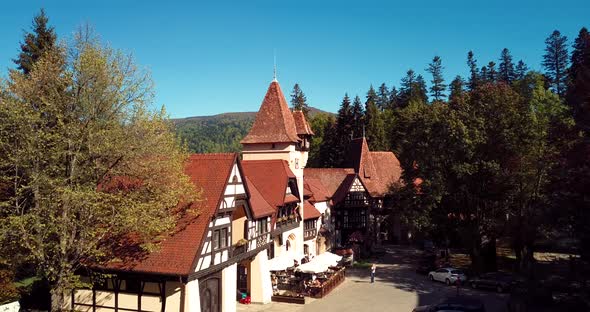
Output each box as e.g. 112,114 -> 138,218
271,294 -> 305,304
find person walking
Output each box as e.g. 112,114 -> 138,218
370,263 -> 376,283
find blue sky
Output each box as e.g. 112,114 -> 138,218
1,1 -> 588,118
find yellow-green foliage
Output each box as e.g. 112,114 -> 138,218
0,29 -> 196,309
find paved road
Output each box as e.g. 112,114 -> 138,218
238,245 -> 509,312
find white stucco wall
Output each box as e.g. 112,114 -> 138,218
222,264 -> 237,312
185,278 -> 200,312
249,251 -> 272,304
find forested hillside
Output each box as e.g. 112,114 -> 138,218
173,107 -> 331,153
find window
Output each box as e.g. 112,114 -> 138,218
286,240 -> 291,251
304,244 -> 309,255
213,227 -> 229,250
343,210 -> 366,228
304,220 -> 317,230
125,279 -> 141,292
257,218 -> 268,235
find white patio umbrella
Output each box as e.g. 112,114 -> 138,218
268,253 -> 306,271
296,259 -> 330,273
314,252 -> 342,267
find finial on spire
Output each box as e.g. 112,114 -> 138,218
362,124 -> 366,138
273,49 -> 277,82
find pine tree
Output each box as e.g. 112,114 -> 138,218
415,75 -> 429,103
377,83 -> 390,111
399,69 -> 417,107
336,94 -> 353,142
515,60 -> 529,80
351,95 -> 364,138
427,56 -> 447,101
480,66 -> 489,84
14,9 -> 57,75
449,75 -> 465,105
543,30 -> 569,97
467,51 -> 479,91
498,48 -> 516,83
567,27 -> 590,133
290,83 -> 310,117
365,87 -> 387,150
388,86 -> 399,110
486,62 -> 497,82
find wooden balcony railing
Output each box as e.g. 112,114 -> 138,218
303,228 -> 317,241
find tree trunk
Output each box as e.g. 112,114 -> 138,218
481,237 -> 497,272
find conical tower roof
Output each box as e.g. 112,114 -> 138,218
241,81 -> 300,144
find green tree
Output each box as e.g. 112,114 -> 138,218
377,83 -> 390,111
351,95 -> 364,138
415,75 -> 429,103
290,83 -> 310,118
307,113 -> 335,167
0,30 -> 195,310
542,30 -> 569,97
448,75 -> 466,107
515,60 -> 529,81
14,9 -> 57,75
498,48 -> 516,83
467,51 -> 479,91
567,27 -> 590,133
365,86 -> 387,150
486,61 -> 497,82
399,69 -> 417,108
427,56 -> 447,102
388,86 -> 399,110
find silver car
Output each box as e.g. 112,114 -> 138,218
428,267 -> 467,286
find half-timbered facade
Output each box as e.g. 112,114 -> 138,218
65,153 -> 275,312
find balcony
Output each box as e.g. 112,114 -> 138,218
272,214 -> 299,235
303,228 -> 317,241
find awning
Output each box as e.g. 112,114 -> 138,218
296,259 -> 330,274
314,252 -> 342,267
268,253 -> 305,271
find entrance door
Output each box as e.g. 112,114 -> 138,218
200,274 -> 221,312
237,264 -> 248,292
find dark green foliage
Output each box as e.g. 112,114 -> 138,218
515,60 -> 529,81
467,51 -> 479,91
291,83 -> 310,118
448,75 -> 466,106
365,86 -> 387,150
567,27 -> 590,133
377,83 -> 390,111
498,48 -> 516,83
415,75 -> 428,103
543,30 -> 569,97
175,113 -> 254,153
399,69 -> 416,107
351,95 -> 364,138
427,56 -> 447,102
317,119 -> 340,167
486,61 -> 497,82
388,86 -> 399,110
13,9 -> 57,75
307,113 -> 336,167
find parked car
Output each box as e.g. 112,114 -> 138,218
469,272 -> 519,293
428,267 -> 468,286
413,296 -> 486,312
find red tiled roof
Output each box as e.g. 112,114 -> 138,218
284,194 -> 300,204
241,81 -> 300,144
304,168 -> 356,205
292,110 -> 314,136
344,137 -> 402,197
242,159 -> 297,208
245,176 -> 274,219
101,153 -> 237,276
304,177 -> 331,203
303,200 -> 321,220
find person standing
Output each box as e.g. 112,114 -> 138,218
370,264 -> 376,283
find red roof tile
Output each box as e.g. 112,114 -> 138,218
304,177 -> 331,203
284,194 -> 300,204
344,137 -> 403,197
242,159 -> 297,208
303,200 -> 321,220
101,153 -> 237,276
292,110 -> 314,136
245,176 -> 274,219
304,168 -> 356,205
241,81 -> 300,144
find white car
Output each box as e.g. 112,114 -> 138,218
428,267 -> 467,286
